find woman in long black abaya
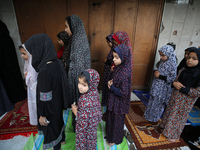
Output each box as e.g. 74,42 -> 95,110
0,20 -> 27,104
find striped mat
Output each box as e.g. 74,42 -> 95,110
23,107 -> 128,150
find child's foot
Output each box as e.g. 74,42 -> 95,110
167,138 -> 179,143
108,143 -> 115,146
106,141 -> 115,146
61,141 -> 66,145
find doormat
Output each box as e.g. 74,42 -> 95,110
125,101 -> 188,150
0,99 -> 37,140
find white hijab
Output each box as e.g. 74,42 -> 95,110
22,44 -> 38,88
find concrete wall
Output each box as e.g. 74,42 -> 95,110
154,0 -> 200,69
0,0 -> 24,77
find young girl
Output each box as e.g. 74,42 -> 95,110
102,33 -> 114,106
144,45 -> 177,122
24,34 -> 70,150
71,69 -> 102,150
56,31 -> 69,59
106,44 -> 132,146
112,31 -> 133,69
160,47 -> 200,143
19,44 -> 38,125
65,15 -> 91,130
177,47 -> 192,73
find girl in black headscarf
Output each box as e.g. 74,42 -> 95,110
177,47 -> 192,73
25,34 -> 71,150
56,31 -> 72,76
64,15 -> 91,130
0,20 -> 27,104
160,47 -> 200,143
56,31 -> 69,59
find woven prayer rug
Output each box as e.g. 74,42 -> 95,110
187,107 -> 200,126
125,101 -> 188,150
0,99 -> 37,140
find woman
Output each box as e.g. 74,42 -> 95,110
64,15 -> 91,130
0,20 -> 27,104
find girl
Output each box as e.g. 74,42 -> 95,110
56,31 -> 71,76
71,69 -> 102,150
56,31 -> 69,59
19,45 -> 38,125
112,31 -> 133,69
65,15 -> 91,130
24,34 -> 70,150
144,45 -> 177,122
177,47 -> 192,73
102,33 -> 114,106
106,44 -> 132,146
160,47 -> 200,143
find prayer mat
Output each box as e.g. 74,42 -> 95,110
0,99 -> 37,140
187,107 -> 200,126
23,108 -> 129,150
125,101 -> 188,150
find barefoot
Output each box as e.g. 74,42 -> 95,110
61,141 -> 66,145
109,143 -> 115,146
167,138 -> 179,143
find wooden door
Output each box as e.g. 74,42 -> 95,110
89,0 -> 114,85
13,0 -> 67,52
132,0 -> 164,89
14,0 -> 164,89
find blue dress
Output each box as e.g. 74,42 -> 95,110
144,45 -> 177,122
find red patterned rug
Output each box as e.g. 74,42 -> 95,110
0,99 -> 37,140
125,101 -> 188,150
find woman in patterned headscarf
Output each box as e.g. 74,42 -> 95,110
144,45 -> 177,122
102,34 -> 114,106
25,34 -> 70,150
106,44 -> 132,146
65,15 -> 91,130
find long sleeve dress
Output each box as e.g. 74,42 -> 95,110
144,45 -> 177,122
37,61 -> 65,149
160,47 -> 200,139
76,69 -> 102,150
106,45 -> 132,145
160,68 -> 200,139
24,33 -> 70,149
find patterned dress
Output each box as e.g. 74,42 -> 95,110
160,47 -> 200,139
144,45 -> 177,122
106,45 -> 132,144
66,15 -> 91,104
76,69 -> 102,150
